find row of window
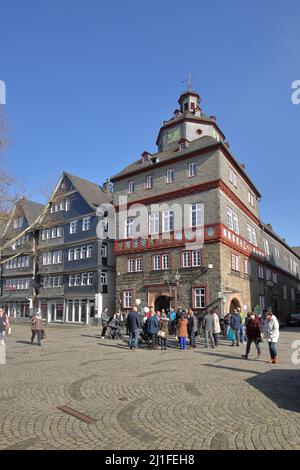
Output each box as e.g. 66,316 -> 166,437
128,162 -> 197,194
49,199 -> 70,213
41,276 -> 64,288
68,245 -> 93,261
68,272 -> 107,287
125,203 -> 202,238
4,278 -> 31,290
122,287 -> 206,309
70,217 -> 91,234
5,256 -> 30,270
127,250 -> 202,272
11,234 -> 30,248
42,251 -> 63,265
13,216 -> 24,229
228,168 -> 256,209
41,227 -> 63,240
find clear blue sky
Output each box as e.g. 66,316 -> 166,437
1,0 -> 299,245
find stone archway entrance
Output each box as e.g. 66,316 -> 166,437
155,295 -> 170,313
229,298 -> 242,314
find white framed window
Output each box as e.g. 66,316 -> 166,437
70,220 -> 78,234
188,162 -> 196,178
69,275 -> 75,287
247,224 -> 257,246
68,249 -> 74,261
65,199 -> 70,211
283,285 -> 287,300
182,252 -> 191,268
74,248 -> 80,260
266,269 -> 271,281
163,210 -> 174,232
153,255 -> 161,271
100,244 -> 107,258
101,271 -> 108,285
194,287 -> 206,309
81,273 -> 87,286
166,169 -> 175,184
123,290 -> 132,309
258,265 -> 264,279
274,246 -> 280,259
52,251 -> 58,264
87,272 -> 93,285
80,246 -> 87,259
125,218 -> 134,238
244,259 -> 251,275
228,167 -> 237,187
59,201 -> 65,211
87,245 -> 92,258
136,258 -> 143,272
272,272 -> 277,284
162,254 -> 170,270
259,295 -> 266,310
74,274 -> 81,286
128,259 -> 135,272
128,180 -> 135,194
82,217 -> 91,231
231,253 -> 240,272
149,212 -> 159,235
291,287 -> 295,301
227,208 -> 239,234
57,226 -> 63,238
13,216 -> 24,229
145,175 -> 153,189
51,227 -> 57,238
192,250 -> 201,267
191,203 -> 202,228
248,191 -> 254,207
263,239 -> 270,256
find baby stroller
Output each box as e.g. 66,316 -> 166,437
107,318 -> 122,339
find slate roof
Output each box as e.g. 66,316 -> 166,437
64,172 -> 112,208
20,198 -> 44,226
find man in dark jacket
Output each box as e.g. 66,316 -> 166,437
127,307 -> 141,351
188,309 -> 198,348
202,310 -> 215,348
146,311 -> 159,349
230,309 -> 241,346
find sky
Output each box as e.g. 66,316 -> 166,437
0,0 -> 299,245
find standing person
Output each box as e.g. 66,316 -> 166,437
202,310 -> 215,349
127,307 -> 141,351
239,308 -> 246,344
30,312 -> 44,346
263,310 -> 280,364
147,311 -> 159,350
230,309 -> 241,347
188,309 -> 198,349
159,312 -> 169,350
100,308 -> 109,339
177,314 -> 188,350
224,313 -> 231,336
169,309 -> 176,335
242,313 -> 262,359
0,308 -> 9,346
211,310 -> 221,347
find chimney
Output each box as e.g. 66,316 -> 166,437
240,163 -> 246,170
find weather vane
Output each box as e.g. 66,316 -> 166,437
182,73 -> 196,92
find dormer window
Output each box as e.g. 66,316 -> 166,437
141,151 -> 151,163
178,138 -> 189,150
13,216 -> 24,229
128,180 -> 135,194
151,157 -> 159,165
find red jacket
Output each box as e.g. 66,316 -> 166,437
246,318 -> 261,341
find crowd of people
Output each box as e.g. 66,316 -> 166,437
0,305 -> 281,364
99,305 -> 281,364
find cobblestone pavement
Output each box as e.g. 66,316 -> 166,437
0,324 -> 300,450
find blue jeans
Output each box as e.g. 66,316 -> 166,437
268,342 -> 278,359
128,329 -> 139,349
179,337 -> 186,349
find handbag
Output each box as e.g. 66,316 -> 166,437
157,330 -> 166,338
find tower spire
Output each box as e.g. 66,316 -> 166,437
182,73 -> 196,92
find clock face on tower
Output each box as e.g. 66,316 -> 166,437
164,126 -> 181,145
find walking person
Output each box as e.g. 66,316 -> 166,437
242,313 -> 262,359
100,308 -> 109,339
230,309 -> 241,346
211,310 -> 221,347
146,311 -> 159,350
263,310 -> 280,364
202,310 -> 215,349
0,308 -> 9,346
30,312 -> 44,346
177,313 -> 188,350
127,307 -> 141,351
188,309 -> 198,349
158,311 -> 169,350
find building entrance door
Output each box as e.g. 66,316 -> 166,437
155,295 -> 170,313
229,298 -> 241,314
48,302 -> 63,323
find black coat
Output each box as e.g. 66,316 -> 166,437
126,311 -> 141,331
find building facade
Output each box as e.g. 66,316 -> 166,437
0,173 -> 116,324
111,90 -> 300,321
